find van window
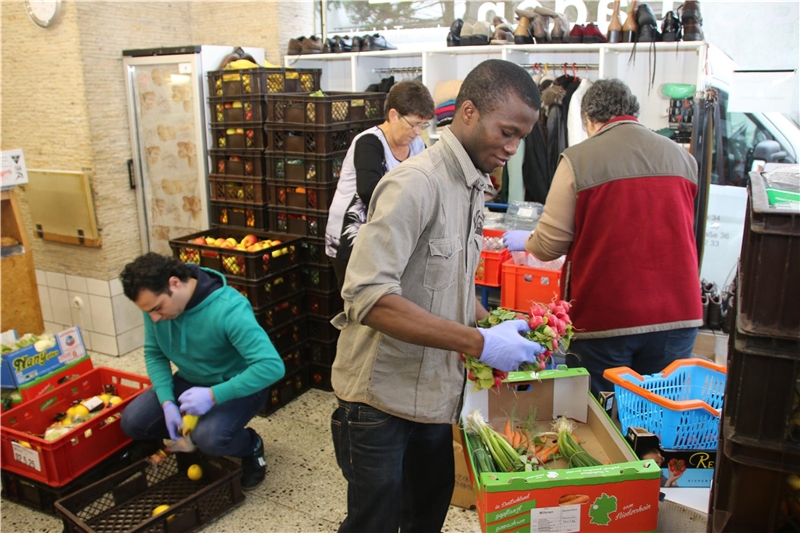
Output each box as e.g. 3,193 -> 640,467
712,91 -> 774,187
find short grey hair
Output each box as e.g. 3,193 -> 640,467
580,79 -> 640,125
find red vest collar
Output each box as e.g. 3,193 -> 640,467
603,115 -> 639,127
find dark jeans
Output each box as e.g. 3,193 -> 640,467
121,374 -> 269,458
566,327 -> 698,398
331,399 -> 454,533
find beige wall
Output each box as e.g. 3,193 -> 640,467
1,0 -> 314,281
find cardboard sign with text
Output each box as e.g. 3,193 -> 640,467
461,367 -> 661,533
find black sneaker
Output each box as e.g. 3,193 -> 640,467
240,428 -> 266,491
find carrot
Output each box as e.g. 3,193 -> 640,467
504,420 -> 513,442
537,443 -> 559,463
534,444 -> 543,453
512,431 -> 521,449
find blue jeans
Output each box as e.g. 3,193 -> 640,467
331,399 -> 454,533
565,327 -> 698,398
121,374 -> 269,458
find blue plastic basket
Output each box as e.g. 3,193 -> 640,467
604,359 -> 727,449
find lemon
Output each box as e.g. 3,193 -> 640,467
152,504 -> 170,516
187,464 -> 203,481
99,393 -> 112,406
66,406 -> 78,418
72,404 -> 90,417
108,396 -> 123,406
18,441 -> 31,449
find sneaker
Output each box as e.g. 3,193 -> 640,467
240,428 -> 266,491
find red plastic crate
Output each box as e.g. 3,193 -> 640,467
499,258 -> 562,313
227,266 -> 302,309
266,152 -> 345,182
209,150 -> 267,178
208,175 -> 269,205
265,91 -> 385,125
169,228 -> 300,280
475,229 -> 508,287
269,207 -> 328,238
268,179 -> 337,210
0,367 -> 150,487
209,96 -> 267,124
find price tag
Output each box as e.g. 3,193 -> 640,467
12,441 -> 41,472
517,206 -> 535,218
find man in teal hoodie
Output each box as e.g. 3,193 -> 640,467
119,253 -> 285,490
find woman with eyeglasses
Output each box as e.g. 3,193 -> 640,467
325,79 -> 435,290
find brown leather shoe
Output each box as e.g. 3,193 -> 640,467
680,1 -> 704,41
491,27 -> 515,45
531,11 -> 551,43
513,11 -> 534,44
301,35 -> 323,54
287,37 -> 304,55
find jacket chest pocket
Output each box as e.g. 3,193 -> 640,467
423,236 -> 462,291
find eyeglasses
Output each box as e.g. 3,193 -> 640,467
400,115 -> 430,131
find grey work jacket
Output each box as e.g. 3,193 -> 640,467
330,127 -> 488,424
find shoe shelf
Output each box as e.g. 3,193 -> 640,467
285,41 -> 708,134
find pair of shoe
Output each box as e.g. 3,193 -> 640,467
449,19 -> 492,46
287,35 -> 324,55
516,7 -> 570,44
288,34 -> 396,55
568,23 -> 607,43
701,279 -> 723,330
322,35 -> 356,53
679,0 -> 704,41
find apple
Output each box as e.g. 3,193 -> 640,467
205,237 -> 216,245
214,238 -> 227,247
192,237 -> 206,245
225,237 -> 238,246
236,243 -> 246,250
245,244 -> 260,252
241,234 -> 259,247
271,240 -> 282,245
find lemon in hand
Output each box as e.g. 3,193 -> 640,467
187,464 -> 203,481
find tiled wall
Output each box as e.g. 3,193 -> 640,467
35,269 -> 143,357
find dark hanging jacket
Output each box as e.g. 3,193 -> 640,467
542,84 -> 567,185
520,121 -> 550,204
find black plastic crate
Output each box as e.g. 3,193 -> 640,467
307,339 -> 337,366
301,237 -> 330,265
267,316 -> 306,353
254,293 -> 305,331
209,96 -> 268,124
309,363 -> 333,392
257,366 -> 311,417
268,179 -> 337,210
211,123 -> 267,150
708,435 -> 800,532
0,442 -> 148,516
739,172 -> 800,340
208,175 -> 269,204
169,228 -> 300,280
724,315 -> 800,459
268,207 -> 328,238
306,289 -> 343,318
208,68 -> 321,97
265,120 -> 381,155
266,152 -> 345,183
56,454 -> 244,533
209,150 -> 267,178
302,263 -> 338,292
227,266 -> 302,309
281,342 -> 308,372
210,200 -> 270,230
307,315 -> 340,343
266,92 -> 385,125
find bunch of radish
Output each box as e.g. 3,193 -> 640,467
463,300 -> 576,391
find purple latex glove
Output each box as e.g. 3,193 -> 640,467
178,387 -> 216,416
477,320 -> 546,372
162,401 -> 183,441
503,230 -> 531,252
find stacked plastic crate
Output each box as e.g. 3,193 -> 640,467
263,91 -> 386,391
707,170 -> 800,532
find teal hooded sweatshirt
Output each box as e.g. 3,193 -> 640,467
143,267 -> 285,406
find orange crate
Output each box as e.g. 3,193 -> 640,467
499,258 -> 562,313
475,229 -> 508,287
0,367 -> 150,487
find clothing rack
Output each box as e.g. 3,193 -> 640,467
520,62 -> 599,70
372,66 -> 422,75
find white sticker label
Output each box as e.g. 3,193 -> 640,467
517,206 -> 534,218
12,442 -> 41,471
530,505 -> 580,533
178,62 -> 192,74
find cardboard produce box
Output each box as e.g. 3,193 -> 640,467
451,424 -> 477,509
625,426 -> 716,488
461,367 -> 661,533
0,327 -> 87,389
